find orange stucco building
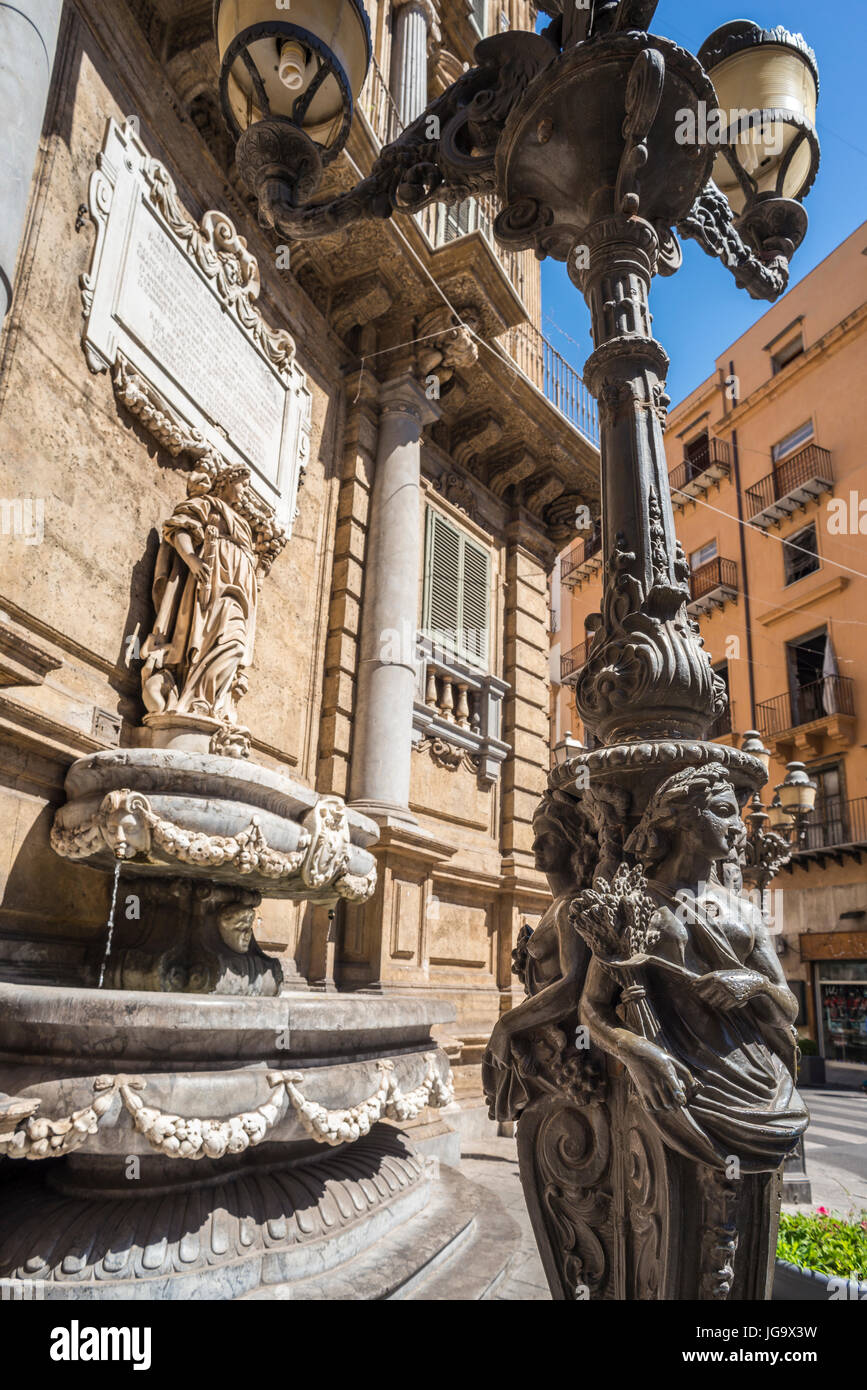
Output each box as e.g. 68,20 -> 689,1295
553,220 -> 867,1078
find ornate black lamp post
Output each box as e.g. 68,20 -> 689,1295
213,1 -> 820,1301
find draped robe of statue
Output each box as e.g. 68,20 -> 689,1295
142,492 -> 258,723
632,880 -> 808,1173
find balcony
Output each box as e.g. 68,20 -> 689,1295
359,60 -> 526,304
561,528 -> 603,590
412,635 -> 510,784
709,702 -> 735,741
358,58 -> 600,449
787,796 -> 867,869
669,438 -> 732,515
501,323 -> 600,445
687,557 -> 738,618
560,640 -> 588,685
745,444 -> 834,529
756,675 -> 856,757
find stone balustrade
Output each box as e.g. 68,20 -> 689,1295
412,636 -> 510,784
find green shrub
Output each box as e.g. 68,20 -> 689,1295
777,1209 -> 867,1280
797,1037 -> 819,1057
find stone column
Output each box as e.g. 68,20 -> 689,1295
390,0 -> 440,127
349,374 -> 438,829
0,0 -> 63,315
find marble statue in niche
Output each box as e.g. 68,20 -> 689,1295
142,466 -> 257,731
140,465 -> 285,755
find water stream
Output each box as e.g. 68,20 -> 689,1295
97,860 -> 122,989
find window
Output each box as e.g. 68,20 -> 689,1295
786,629 -> 827,724
772,420 -> 814,464
423,508 -> 491,668
782,523 -> 820,586
771,333 -> 804,375
444,198 -> 474,240
804,762 -> 848,851
690,539 -> 718,570
684,431 -> 710,480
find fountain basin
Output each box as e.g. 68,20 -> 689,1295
0,983 -> 458,1297
51,749 -> 379,900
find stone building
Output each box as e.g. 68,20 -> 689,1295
0,0 -> 599,1130
556,220 -> 867,1083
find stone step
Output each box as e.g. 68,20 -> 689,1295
242,1165 -> 520,1301
403,1175 -> 521,1301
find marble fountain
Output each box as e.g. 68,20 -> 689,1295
0,456 -> 458,1300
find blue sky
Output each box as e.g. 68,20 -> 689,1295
539,1 -> 867,407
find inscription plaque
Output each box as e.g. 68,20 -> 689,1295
81,118 -> 311,529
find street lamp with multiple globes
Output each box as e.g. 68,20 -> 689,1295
212,1 -> 821,1301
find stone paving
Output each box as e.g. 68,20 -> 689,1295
457,1137 -> 551,1300
793,1086 -> 867,1218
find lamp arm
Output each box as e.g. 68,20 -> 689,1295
245,31 -> 558,244
676,182 -> 791,303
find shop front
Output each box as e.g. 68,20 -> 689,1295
800,930 -> 867,1068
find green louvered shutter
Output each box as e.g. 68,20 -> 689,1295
460,534 -> 490,667
423,508 -> 490,670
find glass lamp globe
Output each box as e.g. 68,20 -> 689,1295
698,21 -> 820,215
776,762 -> 818,817
741,729 -> 771,777
553,731 -> 584,766
214,0 -> 372,164
767,793 -> 791,832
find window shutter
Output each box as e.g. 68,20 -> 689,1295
425,510 -> 461,647
460,535 -> 490,666
423,508 -> 492,669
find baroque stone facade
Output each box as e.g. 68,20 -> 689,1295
0,0 -> 599,1127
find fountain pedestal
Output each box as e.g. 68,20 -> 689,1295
0,742 -> 468,1299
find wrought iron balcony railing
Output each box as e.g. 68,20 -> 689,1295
756,675 -> 856,739
745,444 -> 834,528
358,54 -> 403,149
799,795 -> 867,853
502,323 -> 600,444
560,640 -> 589,684
669,437 -> 732,513
687,556 -> 738,617
561,528 -> 603,589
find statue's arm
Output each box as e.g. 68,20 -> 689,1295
164,500 -> 209,580
496,902 -> 584,1039
580,957 -> 696,1112
743,919 -> 799,1025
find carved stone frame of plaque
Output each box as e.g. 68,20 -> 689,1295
80,117 -> 312,533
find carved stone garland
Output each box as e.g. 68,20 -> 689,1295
0,1056 -> 454,1162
